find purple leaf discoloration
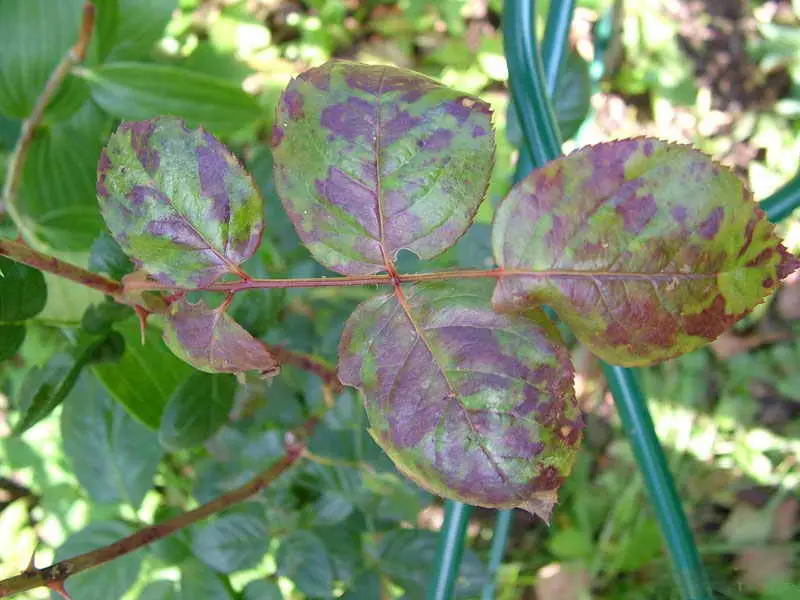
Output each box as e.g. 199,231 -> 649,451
97,117 -> 263,287
493,138 -> 799,366
338,280 -> 582,521
163,298 -> 279,378
320,97 -> 375,143
273,60 -> 494,275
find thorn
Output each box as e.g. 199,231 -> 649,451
24,550 -> 36,573
134,305 -> 149,344
46,580 -> 73,599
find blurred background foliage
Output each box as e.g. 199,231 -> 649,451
0,0 -> 799,599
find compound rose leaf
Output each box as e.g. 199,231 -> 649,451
97,117 -> 263,287
272,60 -> 495,275
163,297 -> 279,378
338,280 -> 582,521
493,138 -> 800,367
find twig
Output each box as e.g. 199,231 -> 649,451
0,430 -> 308,598
266,345 -> 343,392
1,2 -> 96,244
0,238 -> 125,302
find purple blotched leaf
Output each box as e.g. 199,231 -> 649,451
163,297 -> 279,378
492,138 -> 800,366
338,280 -> 582,521
97,117 -> 263,287
272,60 -> 495,275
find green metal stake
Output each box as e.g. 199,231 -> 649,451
480,509 -> 513,600
540,0 -> 576,97
503,1 -> 715,598
429,501 -> 472,600
761,172 -> 800,222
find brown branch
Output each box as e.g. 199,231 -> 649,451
0,433 -> 308,598
267,345 -> 343,392
0,238 -> 125,302
1,2 -> 96,244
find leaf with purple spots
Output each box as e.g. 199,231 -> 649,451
492,138 -> 800,366
163,297 -> 279,378
97,117 -> 263,287
272,60 -> 495,275
338,279 -> 582,521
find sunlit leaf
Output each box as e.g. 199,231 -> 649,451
84,63 -> 262,134
163,297 -> 279,378
272,60 -> 494,275
338,280 -> 582,520
97,117 -> 263,287
493,139 -> 800,366
61,375 -> 162,508
0,0 -> 89,121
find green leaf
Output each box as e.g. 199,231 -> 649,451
17,102 -> 110,250
0,256 -> 47,322
81,299 -> 132,335
138,581 -> 179,600
493,138 -> 800,367
55,521 -> 143,600
159,372 -> 236,450
89,232 -> 134,279
61,374 -> 162,508
88,0 -> 119,65
547,527 -> 594,560
552,50 -> 592,140
342,572 -> 381,600
12,332 -> 120,435
178,559 -> 235,600
162,298 -> 279,377
0,0 -> 89,120
93,316 -> 193,428
84,64 -> 262,134
192,513 -> 270,573
272,60 -> 495,275
311,491 -> 355,526
276,530 -> 334,599
0,324 -> 25,361
378,529 -> 488,599
97,117 -> 264,286
338,279 -> 581,521
242,580 -> 284,600
108,0 -> 177,61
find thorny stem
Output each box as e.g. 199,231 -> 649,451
1,2 -> 96,245
0,425 -> 313,598
124,266 -> 715,295
0,238 -> 125,302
